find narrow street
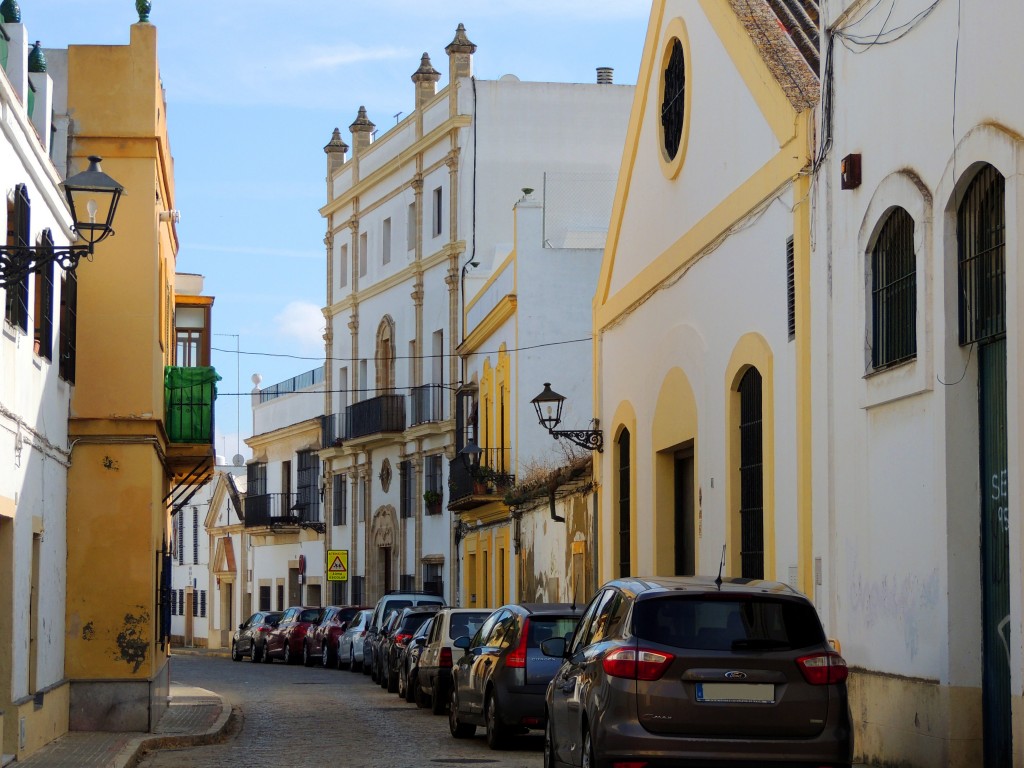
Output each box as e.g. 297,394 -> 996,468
137,655 -> 543,768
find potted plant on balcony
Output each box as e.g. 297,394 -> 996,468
471,465 -> 497,495
423,489 -> 443,515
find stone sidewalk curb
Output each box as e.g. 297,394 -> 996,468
114,703 -> 238,768
171,647 -> 232,660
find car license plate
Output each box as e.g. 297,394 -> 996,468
696,683 -> 774,703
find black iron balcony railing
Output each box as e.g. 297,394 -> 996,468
259,366 -> 323,404
448,447 -> 515,508
321,412 -> 345,448
244,492 -> 323,531
345,394 -> 405,440
164,366 -> 219,445
410,384 -> 446,426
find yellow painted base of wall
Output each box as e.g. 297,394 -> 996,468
850,669 -> 981,767
1,682 -> 70,762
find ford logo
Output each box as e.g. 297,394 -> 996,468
724,671 -> 747,679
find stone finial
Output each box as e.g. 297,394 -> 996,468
0,0 -> 21,24
136,0 -> 152,22
28,41 -> 46,74
445,23 -> 477,55
411,53 -> 441,83
349,106 -> 375,134
324,127 -> 349,155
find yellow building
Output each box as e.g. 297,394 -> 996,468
59,21 -> 215,733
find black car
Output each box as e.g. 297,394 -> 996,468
382,606 -> 441,693
231,611 -> 282,663
371,610 -> 403,684
397,615 -> 435,703
448,603 -> 582,749
541,576 -> 853,768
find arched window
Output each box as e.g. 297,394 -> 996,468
617,429 -> 631,578
374,316 -> 396,394
871,207 -> 916,368
958,164 -> 1005,344
737,367 -> 763,580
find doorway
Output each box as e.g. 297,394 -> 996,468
674,443 -> 695,575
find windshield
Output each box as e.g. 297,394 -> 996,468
299,609 -> 321,623
632,596 -> 826,651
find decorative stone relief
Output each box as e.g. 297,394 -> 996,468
379,458 -> 393,493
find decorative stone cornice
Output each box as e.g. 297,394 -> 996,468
347,215 -> 359,232
348,315 -> 359,334
410,174 -> 424,194
445,23 -> 477,55
411,275 -> 424,306
411,53 -> 441,84
324,232 -> 334,249
444,267 -> 459,290
445,150 -> 460,172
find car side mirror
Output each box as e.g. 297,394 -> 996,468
415,636 -> 426,646
453,635 -> 471,650
540,637 -> 566,658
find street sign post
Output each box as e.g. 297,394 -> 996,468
327,550 -> 348,582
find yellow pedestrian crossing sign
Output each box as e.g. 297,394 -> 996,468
327,550 -> 348,582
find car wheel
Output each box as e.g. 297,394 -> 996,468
416,675 -> 431,709
397,664 -> 407,699
231,642 -> 241,662
544,715 -> 556,768
404,669 -> 417,703
348,647 -> 359,672
261,642 -> 272,663
485,689 -> 507,750
249,642 -> 261,663
430,678 -> 446,715
448,686 -> 476,739
322,643 -> 331,668
370,653 -> 379,682
581,727 -> 595,768
283,641 -> 293,665
387,659 -> 399,693
303,642 -> 314,667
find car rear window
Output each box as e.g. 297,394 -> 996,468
299,609 -> 321,623
527,617 -> 579,647
632,596 -> 826,651
399,614 -> 432,633
448,612 -> 489,640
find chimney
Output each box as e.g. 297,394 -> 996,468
597,67 -> 614,85
411,52 -> 441,110
349,106 -> 375,155
446,23 -> 477,82
324,127 -> 348,175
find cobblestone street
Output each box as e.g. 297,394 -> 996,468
137,655 -> 543,768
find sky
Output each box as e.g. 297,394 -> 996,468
32,0 -> 650,461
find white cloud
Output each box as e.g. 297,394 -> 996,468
274,301 -> 326,354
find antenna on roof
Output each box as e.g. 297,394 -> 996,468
715,544 -> 726,589
394,111 -> 402,124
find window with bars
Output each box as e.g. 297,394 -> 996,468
192,508 -> 199,565
170,596 -> 176,616
333,474 -> 348,525
738,367 -> 764,580
177,513 -> 185,565
424,455 -> 443,514
399,460 -> 413,519
5,184 -> 30,332
259,585 -> 271,611
786,237 -> 795,341
58,269 -> 77,383
199,590 -> 207,618
958,164 -> 1005,345
247,462 -> 267,497
276,584 -> 284,611
617,430 -> 631,578
33,230 -> 54,360
423,563 -> 443,597
352,576 -> 365,605
192,591 -> 198,617
296,450 -> 320,522
331,580 -> 348,605
870,208 -> 916,368
400,574 -> 415,592
178,589 -> 184,615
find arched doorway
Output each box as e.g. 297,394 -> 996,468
370,505 -> 398,596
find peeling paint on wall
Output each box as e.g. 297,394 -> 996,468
81,621 -> 94,641
102,456 -> 120,471
114,610 -> 149,672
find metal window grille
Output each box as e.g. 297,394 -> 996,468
58,270 -> 77,383
177,513 -> 184,565
352,576 -> 365,605
617,430 -> 631,578
170,594 -> 176,616
192,591 -> 198,617
738,367 -> 764,580
331,580 -> 348,605
871,208 -> 916,368
5,184 -> 30,331
786,237 -> 796,341
296,450 -> 320,523
333,474 -> 348,526
199,590 -> 207,618
399,461 -> 413,519
34,230 -> 54,360
400,574 -> 415,592
192,508 -> 199,565
661,38 -> 686,161
178,589 -> 184,615
247,462 -> 267,496
276,584 -> 284,611
259,585 -> 271,611
423,563 -> 443,597
425,455 -> 443,514
958,164 -> 1006,345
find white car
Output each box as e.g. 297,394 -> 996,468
416,608 -> 490,713
337,608 -> 373,671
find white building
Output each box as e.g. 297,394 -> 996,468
0,16 -> 81,762
812,1 -> 1024,764
203,465 -> 247,650
318,24 -> 633,608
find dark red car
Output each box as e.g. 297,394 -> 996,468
304,604 -> 370,667
264,606 -> 323,665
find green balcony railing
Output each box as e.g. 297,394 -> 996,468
164,365 -> 220,444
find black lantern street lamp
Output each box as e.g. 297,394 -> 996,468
531,382 -> 604,452
0,155 -> 125,288
458,437 -> 482,469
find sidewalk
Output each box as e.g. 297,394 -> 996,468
14,658 -> 234,768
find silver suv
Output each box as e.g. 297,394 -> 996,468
365,591 -> 445,681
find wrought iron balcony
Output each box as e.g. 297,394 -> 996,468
410,384 -> 446,426
164,365 -> 219,445
448,447 -> 514,511
344,393 -> 406,440
243,492 -> 323,532
321,412 -> 345,448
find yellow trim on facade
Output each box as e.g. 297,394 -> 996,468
724,334 -> 776,580
459,296 -> 517,356
657,17 -> 693,180
465,250 -> 516,318
793,169 -> 814,596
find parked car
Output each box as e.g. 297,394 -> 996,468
382,605 -> 441,693
541,576 -> 853,768
448,603 -> 583,749
397,615 -> 435,703
417,608 -> 490,714
264,606 -> 324,664
304,604 -> 370,667
338,608 -> 373,671
365,590 -> 446,680
371,609 -> 403,683
231,611 -> 282,663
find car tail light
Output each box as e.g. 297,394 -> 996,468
440,647 -> 453,668
257,626 -> 270,633
602,648 -> 674,681
506,618 -> 531,668
395,632 -> 413,647
796,652 -> 849,685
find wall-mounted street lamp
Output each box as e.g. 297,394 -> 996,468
0,156 -> 125,289
458,437 -> 482,469
531,382 -> 604,452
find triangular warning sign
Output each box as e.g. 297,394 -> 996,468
329,556 -> 346,573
